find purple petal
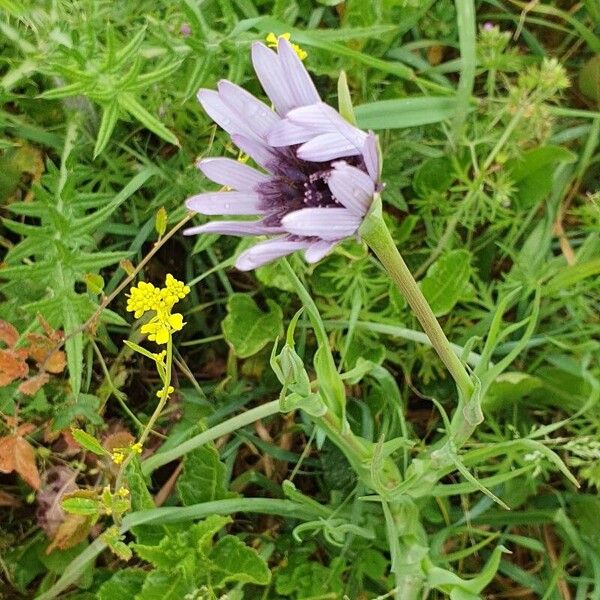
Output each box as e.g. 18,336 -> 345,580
277,37 -> 320,107
251,42 -> 294,116
327,162 -> 375,216
363,132 -> 380,181
281,208 -> 362,241
305,240 -> 336,263
184,220 -> 283,237
230,134 -> 276,170
186,192 -> 263,215
198,158 -> 269,191
267,119 -> 313,147
236,238 -> 308,271
286,103 -> 366,149
297,133 -> 363,162
197,89 -> 257,140
217,80 -> 279,140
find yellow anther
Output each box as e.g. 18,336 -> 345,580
266,32 -> 307,61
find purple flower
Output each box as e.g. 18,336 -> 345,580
184,37 -> 381,271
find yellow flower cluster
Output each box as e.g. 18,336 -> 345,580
266,32 -> 307,61
126,274 -> 191,345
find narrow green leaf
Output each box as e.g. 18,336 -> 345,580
117,93 -> 179,146
355,96 -> 458,130
337,71 -> 356,125
452,0 -> 476,135
93,102 -> 120,158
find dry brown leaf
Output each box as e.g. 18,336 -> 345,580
0,320 -> 19,347
0,434 -> 41,489
37,466 -> 78,536
25,333 -> 65,373
103,431 -> 135,454
0,348 -> 29,386
19,372 -> 51,396
37,315 -> 63,342
46,513 -> 91,554
0,490 -> 21,507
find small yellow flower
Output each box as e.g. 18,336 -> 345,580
266,32 -> 307,61
156,385 -> 175,399
127,274 -> 190,345
117,487 -> 130,497
111,451 -> 124,465
131,442 -> 143,454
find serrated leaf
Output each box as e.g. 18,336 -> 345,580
70,428 -> 108,456
208,535 -> 271,587
155,207 -> 167,238
97,569 -> 146,600
177,445 -> 237,506
420,250 -> 472,317
222,293 -> 283,358
61,497 -> 99,516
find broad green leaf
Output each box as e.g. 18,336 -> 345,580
579,54 -> 600,101
506,145 -> 577,209
70,428 -> 107,456
420,250 -> 472,316
413,157 -> 454,196
118,93 -> 179,146
97,569 -> 146,600
355,97 -> 458,130
189,514 -> 233,553
255,260 -> 295,292
208,535 -> 271,587
61,497 -> 99,516
133,515 -> 231,569
222,293 -> 283,358
177,445 -> 237,506
134,570 -> 194,600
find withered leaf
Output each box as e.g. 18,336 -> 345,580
0,434 -> 41,489
37,314 -> 63,342
0,320 -> 19,348
0,348 -> 29,386
46,513 -> 92,554
25,333 -> 65,373
0,490 -> 22,507
19,372 -> 50,396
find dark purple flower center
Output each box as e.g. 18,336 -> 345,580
258,147 -> 365,228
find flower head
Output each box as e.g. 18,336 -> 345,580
184,37 -> 381,271
126,274 -> 190,345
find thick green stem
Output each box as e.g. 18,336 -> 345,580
359,197 -> 474,402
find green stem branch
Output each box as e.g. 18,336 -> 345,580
359,197 -> 474,402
